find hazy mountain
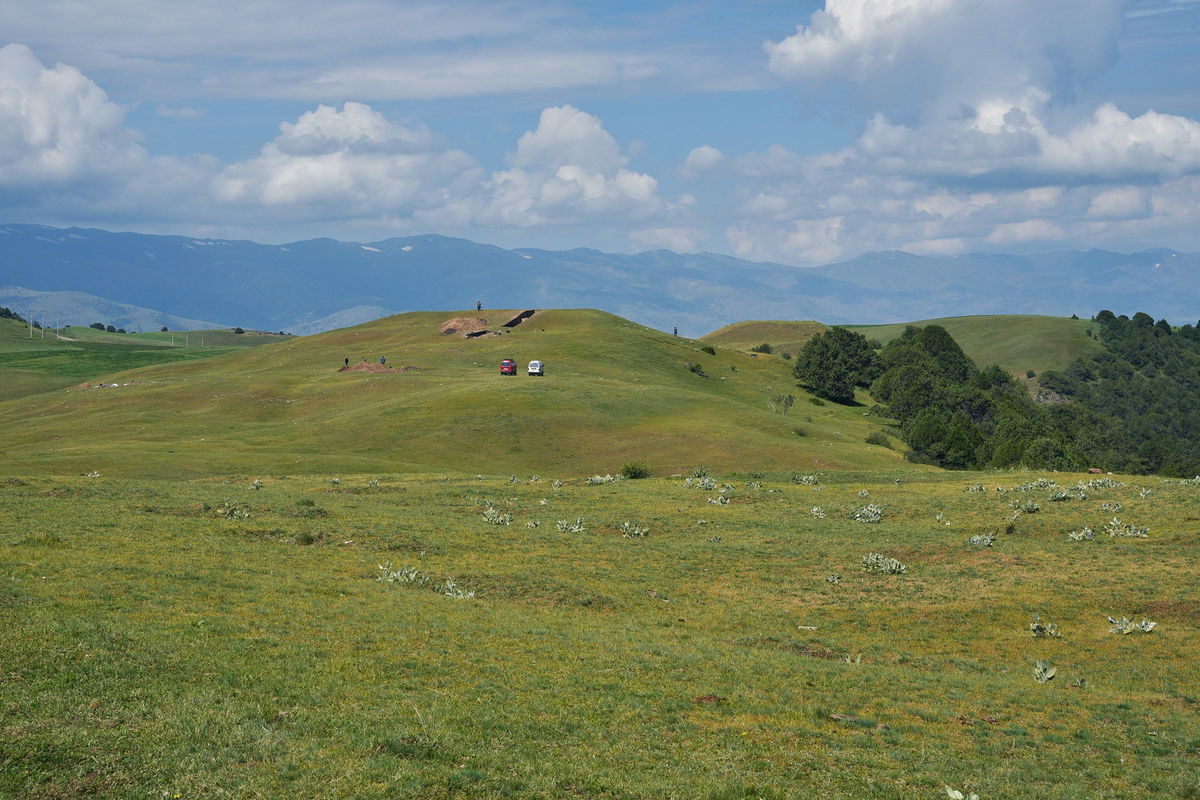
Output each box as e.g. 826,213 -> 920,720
0,284 -> 228,333
1,223 -> 1195,335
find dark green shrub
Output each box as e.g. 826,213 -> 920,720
865,432 -> 891,448
808,397 -> 825,406
699,345 -> 716,356
750,343 -> 773,354
685,362 -> 708,378
793,426 -> 808,437
620,461 -> 651,479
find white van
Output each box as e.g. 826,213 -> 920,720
527,360 -> 545,376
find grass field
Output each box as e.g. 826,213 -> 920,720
703,315 -> 1103,377
2,308 -> 1196,798
2,468 -> 1197,799
0,309 -> 906,479
0,319 -> 283,402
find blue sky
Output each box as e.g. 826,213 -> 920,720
2,0 -> 1200,264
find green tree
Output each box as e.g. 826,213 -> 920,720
794,327 -> 879,404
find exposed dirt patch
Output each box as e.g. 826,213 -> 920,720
438,316 -> 490,336
502,309 -> 537,328
736,635 -> 846,660
338,363 -> 418,374
1141,599 -> 1200,620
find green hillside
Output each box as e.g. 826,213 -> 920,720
701,320 -> 827,358
847,315 -> 1103,375
704,315 -> 1103,376
0,318 -> 281,402
0,309 -> 905,478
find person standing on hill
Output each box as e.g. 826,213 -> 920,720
344,357 -> 349,367
476,299 -> 482,312
381,356 -> 386,366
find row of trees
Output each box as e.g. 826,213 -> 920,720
793,313 -> 1200,475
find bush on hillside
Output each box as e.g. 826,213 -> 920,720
865,432 -> 891,448
620,461 -> 651,479
750,343 -> 773,354
699,345 -> 716,355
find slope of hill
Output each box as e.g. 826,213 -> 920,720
844,315 -> 1105,376
0,309 -> 905,478
3,223 -> 1197,336
703,315 -> 1104,376
701,320 -> 828,358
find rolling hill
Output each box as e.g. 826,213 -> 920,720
704,314 -> 1104,376
0,309 -> 906,478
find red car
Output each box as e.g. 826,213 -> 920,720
500,359 -> 518,375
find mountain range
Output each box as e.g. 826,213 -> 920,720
1,223 -> 1196,335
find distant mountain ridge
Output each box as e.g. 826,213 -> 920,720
0,223 -> 1195,335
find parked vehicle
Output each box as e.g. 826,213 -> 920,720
527,360 -> 545,376
500,359 -> 517,375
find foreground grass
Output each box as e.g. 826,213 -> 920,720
2,468 -> 1197,798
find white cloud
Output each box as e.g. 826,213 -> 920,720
630,227 -> 700,252
852,96 -> 1200,182
682,145 -> 725,176
212,103 -> 482,220
1088,186 -> 1150,219
765,0 -> 1129,111
985,219 -> 1066,244
0,1 -> 677,101
722,1 -> 1200,262
0,43 -> 141,186
481,105 -> 663,227
300,52 -> 661,101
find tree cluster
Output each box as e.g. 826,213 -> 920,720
1038,311 -> 1200,476
797,314 -> 1200,475
793,327 -> 880,404
867,325 -> 1081,470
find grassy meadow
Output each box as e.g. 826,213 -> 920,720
2,468 -> 1198,799
2,309 -> 1197,798
0,318 -> 282,402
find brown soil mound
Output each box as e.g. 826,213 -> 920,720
338,363 -> 418,373
439,316 -> 489,336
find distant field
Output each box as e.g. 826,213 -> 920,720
845,315 -> 1103,375
2,469 -> 1196,799
704,315 -> 1103,376
0,319 -> 282,401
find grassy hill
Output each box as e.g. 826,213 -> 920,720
701,320 -> 827,358
704,315 -> 1103,376
0,318 -> 285,402
0,309 -> 905,479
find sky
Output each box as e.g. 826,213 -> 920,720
3,0 -> 1200,264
